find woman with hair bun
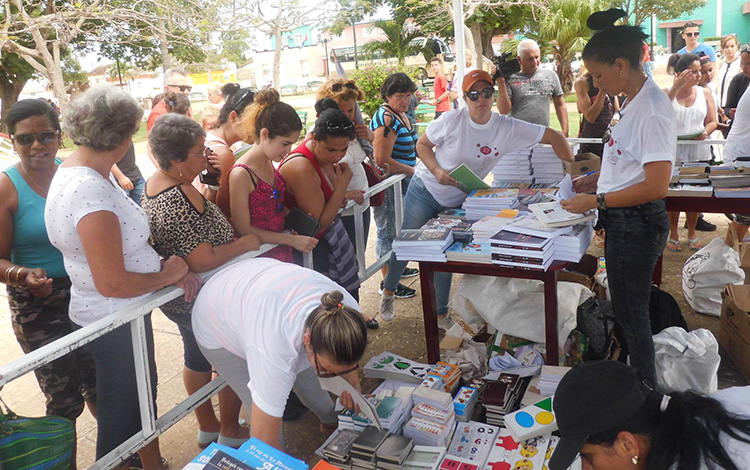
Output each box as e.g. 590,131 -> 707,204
192,258 -> 368,451
280,100 -> 375,325
561,11 -> 674,386
162,90 -> 191,115
206,83 -> 256,217
229,88 -> 317,263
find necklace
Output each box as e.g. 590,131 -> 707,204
621,76 -> 648,112
18,164 -> 51,198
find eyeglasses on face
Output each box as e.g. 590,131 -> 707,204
684,32 -> 700,38
191,146 -> 215,158
465,87 -> 495,101
12,130 -> 59,146
167,84 -> 192,92
311,346 -> 359,378
331,82 -> 358,93
391,93 -> 413,102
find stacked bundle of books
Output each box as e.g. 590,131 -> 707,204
364,352 -> 429,384
554,223 -> 594,263
505,397 -> 558,442
422,218 -> 475,242
401,445 -> 447,470
404,388 -> 455,446
492,149 -> 533,186
470,210 -> 519,241
461,188 -> 519,219
338,395 -> 409,433
321,429 -> 360,468
393,227 -> 454,263
351,427 -> 389,470
446,421 -> 500,469
445,240 -> 492,264
426,362 -> 461,394
375,434 -> 415,470
489,230 -> 555,271
482,374 -> 525,427
530,145 -> 565,184
452,386 -> 479,422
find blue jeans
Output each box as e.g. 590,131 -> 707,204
127,176 -> 146,206
383,176 -> 454,316
373,175 -> 411,259
600,199 -> 668,386
77,315 -> 159,459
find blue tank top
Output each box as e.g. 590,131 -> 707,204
370,105 -> 418,167
4,161 -> 67,278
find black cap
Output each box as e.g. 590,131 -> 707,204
549,361 -> 652,470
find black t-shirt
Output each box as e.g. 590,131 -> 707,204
725,74 -> 750,111
116,142 -> 142,181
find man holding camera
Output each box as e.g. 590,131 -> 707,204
496,39 -> 569,137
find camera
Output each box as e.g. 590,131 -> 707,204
199,170 -> 220,186
492,52 -> 521,81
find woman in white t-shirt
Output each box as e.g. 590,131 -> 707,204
192,258 -> 368,451
45,86 -> 200,469
562,14 -> 675,386
379,69 -> 573,323
717,34 -> 742,109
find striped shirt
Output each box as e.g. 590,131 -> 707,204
370,105 -> 418,167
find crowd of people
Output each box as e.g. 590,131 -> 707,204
2,10 -> 750,470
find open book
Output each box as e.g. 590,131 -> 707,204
528,201 -> 596,228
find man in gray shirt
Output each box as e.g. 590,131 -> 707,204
496,39 -> 569,136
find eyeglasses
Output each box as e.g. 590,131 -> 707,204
684,32 -> 700,38
12,130 -> 59,146
311,345 -> 359,379
271,187 -> 284,212
391,93 -> 413,102
331,82 -> 358,93
465,87 -> 495,102
232,89 -> 255,113
325,121 -> 355,133
167,84 -> 192,92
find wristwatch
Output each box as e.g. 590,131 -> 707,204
596,193 -> 607,211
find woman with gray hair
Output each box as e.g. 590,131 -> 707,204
45,86 -> 201,469
142,113 -> 260,448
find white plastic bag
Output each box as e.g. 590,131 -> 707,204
682,237 -> 745,316
453,275 -> 592,349
653,327 -> 720,394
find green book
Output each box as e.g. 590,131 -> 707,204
449,163 -> 490,194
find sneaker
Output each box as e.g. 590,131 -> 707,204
688,216 -> 717,232
379,281 -> 417,299
365,318 -> 380,329
130,455 -> 168,470
437,314 -> 455,331
379,294 -> 396,322
401,267 -> 419,278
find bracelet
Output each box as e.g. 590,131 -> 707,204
4,265 -> 15,286
596,193 -> 608,211
13,266 -> 23,287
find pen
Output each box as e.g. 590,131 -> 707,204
572,170 -> 597,182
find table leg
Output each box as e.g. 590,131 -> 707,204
418,263 -> 440,364
543,271 -> 560,365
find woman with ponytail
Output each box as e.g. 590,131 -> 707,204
228,88 -> 317,262
550,361 -> 750,470
191,258 -> 368,451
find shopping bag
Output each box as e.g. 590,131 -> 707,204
653,327 -> 720,394
682,237 -> 745,316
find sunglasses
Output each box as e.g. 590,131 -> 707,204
331,82 -> 357,93
465,87 -> 495,101
271,187 -> 284,212
167,84 -> 192,92
12,130 -> 59,146
684,32 -> 700,38
311,345 -> 358,379
325,121 -> 355,133
232,89 -> 255,113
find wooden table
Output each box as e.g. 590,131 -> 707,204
418,260 -> 569,366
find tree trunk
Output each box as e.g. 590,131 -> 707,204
0,78 -> 27,134
158,17 -> 172,71
480,29 -> 495,61
272,7 -> 283,90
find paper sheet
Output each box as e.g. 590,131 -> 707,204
319,376 -> 382,430
557,174 -> 575,200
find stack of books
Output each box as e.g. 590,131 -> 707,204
461,188 -> 519,219
530,145 -> 565,184
393,227 -> 454,262
489,230 -> 555,271
427,362 -> 461,394
554,223 -> 593,263
350,426 -> 389,470
452,386 -> 479,422
422,218 -> 475,242
505,397 -> 558,442
321,429 -> 360,467
470,210 -> 520,240
437,208 -> 467,220
446,421 -> 500,469
404,387 -> 456,447
401,445 -> 447,470
239,438 -> 309,470
364,352 -> 429,384
412,402 -> 455,428
445,240 -> 492,264
482,374 -> 525,427
375,434 -> 415,470
492,149 -> 533,186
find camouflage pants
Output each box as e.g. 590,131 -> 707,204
7,277 -> 97,420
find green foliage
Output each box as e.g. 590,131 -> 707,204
613,0 -> 706,25
62,56 -> 89,85
350,65 -> 422,119
361,18 -> 428,66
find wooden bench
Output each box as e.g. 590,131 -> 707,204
296,110 -> 308,137
415,104 -> 436,131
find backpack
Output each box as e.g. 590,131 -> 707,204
649,285 -> 688,334
576,297 -> 617,361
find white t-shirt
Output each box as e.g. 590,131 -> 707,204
340,139 -> 371,215
724,88 -> 750,163
416,108 -> 545,207
45,166 -> 162,326
597,78 -> 676,194
191,258 -> 359,418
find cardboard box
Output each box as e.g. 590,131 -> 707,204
720,285 -> 750,382
558,254 -> 598,290
564,153 -> 601,177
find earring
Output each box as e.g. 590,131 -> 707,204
620,69 -> 624,76
179,167 -> 183,178
632,455 -> 639,465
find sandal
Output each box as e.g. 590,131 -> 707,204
688,238 -> 704,251
667,238 -> 681,252
594,230 -> 605,248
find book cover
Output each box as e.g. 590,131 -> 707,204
503,215 -> 573,238
206,451 -> 254,470
450,164 -> 491,194
237,438 -> 309,470
183,443 -> 243,470
528,202 -> 596,228
394,228 -> 453,245
490,231 -> 550,250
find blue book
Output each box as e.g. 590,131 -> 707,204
183,443 -> 243,470
237,437 -> 309,470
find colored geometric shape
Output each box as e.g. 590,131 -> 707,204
379,356 -> 394,364
535,411 -> 554,425
515,412 -> 534,428
535,397 -> 553,412
394,361 -> 410,370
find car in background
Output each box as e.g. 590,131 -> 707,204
190,91 -> 207,102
